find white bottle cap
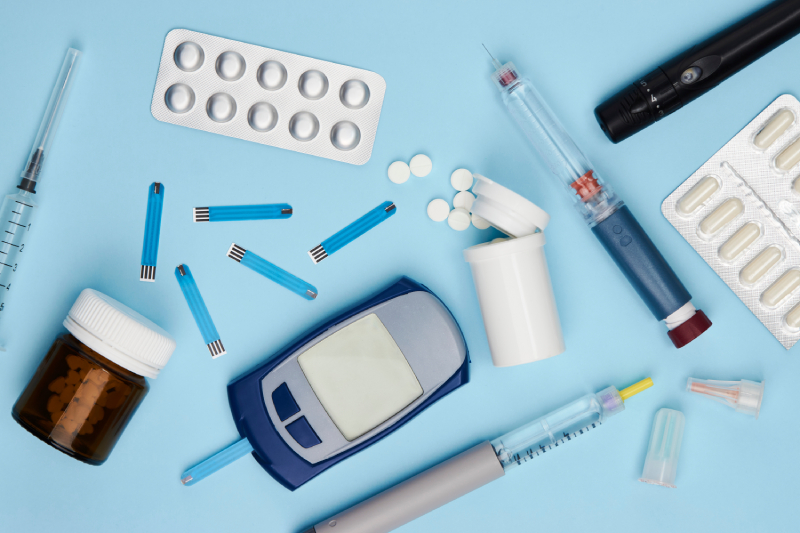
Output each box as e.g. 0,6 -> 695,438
63,289 -> 176,379
471,174 -> 550,237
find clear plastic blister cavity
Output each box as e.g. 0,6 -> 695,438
151,30 -> 386,165
662,94 -> 800,348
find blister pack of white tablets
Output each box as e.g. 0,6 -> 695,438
151,29 -> 386,165
662,94 -> 800,348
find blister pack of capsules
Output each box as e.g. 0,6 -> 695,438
663,94 -> 800,348
151,29 -> 386,165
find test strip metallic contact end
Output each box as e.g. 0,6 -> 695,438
308,244 -> 328,264
140,182 -> 164,281
175,263 -> 226,358
227,243 -> 246,262
193,207 -> 210,222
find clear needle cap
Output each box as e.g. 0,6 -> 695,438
687,378 -> 765,419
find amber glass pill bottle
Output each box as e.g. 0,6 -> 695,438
13,289 -> 176,465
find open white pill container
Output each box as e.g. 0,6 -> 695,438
463,175 -> 565,367
663,94 -> 800,348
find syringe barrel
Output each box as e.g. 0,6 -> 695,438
496,63 -> 622,226
490,387 -> 624,472
21,48 -> 81,185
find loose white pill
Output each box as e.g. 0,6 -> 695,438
388,161 -> 410,184
761,269 -> 800,307
699,198 -> 743,236
785,301 -> 800,329
719,222 -> 761,262
755,109 -> 794,150
427,199 -> 450,222
450,168 -> 473,191
491,237 -> 508,243
409,154 -> 432,177
472,213 -> 491,230
775,137 -> 800,171
740,246 -> 782,285
448,208 -> 471,231
453,191 -> 476,211
678,176 -> 720,215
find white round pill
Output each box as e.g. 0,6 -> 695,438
409,154 -> 432,177
427,199 -> 450,222
448,208 -> 471,231
388,161 -> 410,184
472,213 -> 491,230
491,237 -> 508,243
450,168 -> 473,191
453,191 -> 476,212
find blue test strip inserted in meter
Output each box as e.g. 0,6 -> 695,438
182,277 -> 468,490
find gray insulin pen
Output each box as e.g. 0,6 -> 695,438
301,379 -> 651,533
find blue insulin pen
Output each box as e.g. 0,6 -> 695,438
486,51 -> 711,347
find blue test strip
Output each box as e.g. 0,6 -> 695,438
193,203 -> 292,223
140,182 -> 164,281
227,244 -> 318,300
308,200 -> 396,264
175,264 -> 226,358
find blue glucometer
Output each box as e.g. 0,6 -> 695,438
226,277 -> 468,490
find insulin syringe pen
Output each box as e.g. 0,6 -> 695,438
0,48 -> 80,349
301,378 -> 653,533
485,50 -> 711,348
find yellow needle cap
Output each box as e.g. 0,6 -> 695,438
620,377 -> 654,401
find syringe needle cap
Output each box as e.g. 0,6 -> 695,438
619,377 -> 653,401
687,378 -> 764,419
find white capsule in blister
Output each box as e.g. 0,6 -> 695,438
206,93 -> 236,123
298,70 -> 329,100
248,102 -> 278,132
216,51 -> 245,81
699,198 -> 743,236
719,222 -> 761,262
174,42 -> 204,72
257,61 -> 287,91
330,121 -> 361,151
339,80 -> 370,109
740,246 -> 782,285
289,111 -> 319,141
165,83 -> 195,114
785,302 -> 800,329
677,176 -> 719,215
775,137 -> 800,171
761,269 -> 800,307
755,109 -> 794,149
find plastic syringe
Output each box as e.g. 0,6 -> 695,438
0,48 -> 80,348
485,50 -> 711,348
301,378 -> 653,533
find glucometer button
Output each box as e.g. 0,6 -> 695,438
286,416 -> 322,448
272,383 -> 300,421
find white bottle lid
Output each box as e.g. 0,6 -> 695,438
471,174 -> 550,237
63,289 -> 176,379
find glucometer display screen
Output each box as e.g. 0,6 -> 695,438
298,314 -> 423,441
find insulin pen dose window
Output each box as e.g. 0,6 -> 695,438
297,314 -> 422,441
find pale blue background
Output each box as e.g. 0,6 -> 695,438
1,0 -> 798,531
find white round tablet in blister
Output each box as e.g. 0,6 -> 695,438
289,112 -> 320,141
388,161 -> 410,184
453,191 -> 475,211
410,154 -> 432,177
330,121 -> 361,151
174,42 -> 204,72
448,208 -> 471,231
298,70 -> 329,100
165,84 -> 195,114
427,199 -> 449,222
248,102 -> 278,132
215,51 -> 246,81
451,168 -> 473,191
206,93 -> 236,123
257,61 -> 287,91
340,80 -> 370,109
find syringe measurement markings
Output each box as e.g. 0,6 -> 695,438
1,242 -> 18,248
15,201 -> 33,208
8,222 -> 25,228
515,422 -> 601,464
